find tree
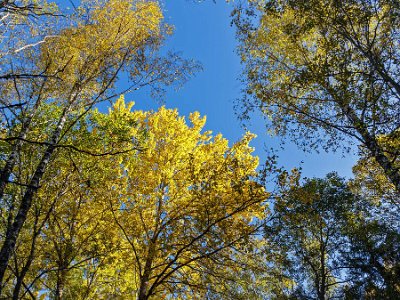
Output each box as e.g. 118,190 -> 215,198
264,173 -> 358,300
0,98 -> 143,298
0,0 -> 60,89
259,170 -> 400,300
200,237 -> 297,300
0,0 -> 198,293
233,0 -> 400,193
342,215 -> 400,299
104,99 -> 268,299
0,97 -> 269,298
35,104 -> 139,299
344,133 -> 400,299
350,129 -> 399,203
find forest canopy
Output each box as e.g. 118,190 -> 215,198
0,0 -> 399,299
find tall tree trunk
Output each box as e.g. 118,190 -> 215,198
55,267 -> 67,300
0,109 -> 68,294
12,209 -> 48,300
12,244 -> 36,300
0,97 -> 42,201
138,244 -> 156,300
319,244 -> 326,300
340,102 -> 400,193
137,189 -> 164,300
138,278 -> 149,300
0,116 -> 34,201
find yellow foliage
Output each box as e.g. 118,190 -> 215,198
99,102 -> 268,298
351,131 -> 399,203
40,0 -> 164,100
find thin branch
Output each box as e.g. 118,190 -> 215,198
0,136 -> 143,156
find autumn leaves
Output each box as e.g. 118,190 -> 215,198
0,1 -> 268,294
1,0 -> 399,299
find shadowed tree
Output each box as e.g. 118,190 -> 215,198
264,173 -> 358,300
233,0 -> 400,193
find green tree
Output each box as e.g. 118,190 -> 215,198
345,149 -> 400,299
233,0 -> 400,193
264,173 -> 358,300
260,170 -> 400,300
342,217 -> 400,299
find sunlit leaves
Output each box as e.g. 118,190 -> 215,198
103,100 -> 267,299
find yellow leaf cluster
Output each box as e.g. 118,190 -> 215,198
39,0 -> 164,99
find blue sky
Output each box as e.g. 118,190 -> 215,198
60,0 -> 357,179
131,0 -> 357,179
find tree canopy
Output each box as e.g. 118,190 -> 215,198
0,0 -> 399,299
234,0 -> 400,192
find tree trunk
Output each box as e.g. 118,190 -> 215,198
137,190 -> 164,300
12,216 -> 43,300
13,257 -> 35,300
55,268 -> 67,300
137,251 -> 154,300
0,116 -> 34,201
319,244 -> 326,300
0,98 -> 42,202
341,102 -> 400,193
138,279 -> 148,300
0,109 -> 68,294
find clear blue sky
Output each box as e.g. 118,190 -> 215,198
133,0 -> 357,179
61,0 -> 357,179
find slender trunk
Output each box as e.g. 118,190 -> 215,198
314,274 -> 322,300
319,222 -> 327,300
138,241 -> 156,300
0,116 -> 34,201
55,268 -> 67,300
319,246 -> 326,300
13,254 -> 35,300
0,95 -> 42,201
13,174 -> 71,299
138,277 -> 148,300
0,109 -> 68,294
138,187 -> 164,300
12,217 -> 42,300
341,103 -> 400,193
